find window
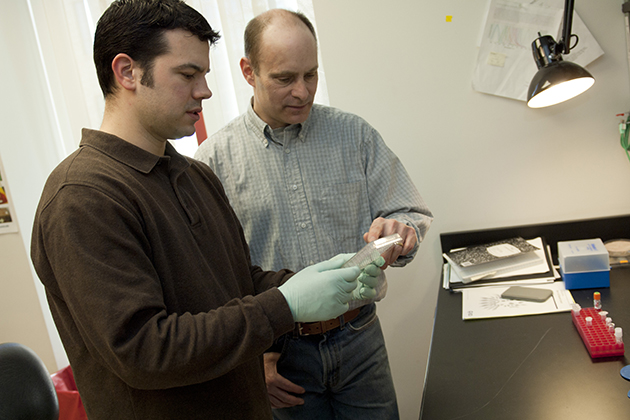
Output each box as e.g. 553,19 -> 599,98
28,0 -> 329,158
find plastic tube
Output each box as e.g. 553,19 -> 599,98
342,234 -> 403,270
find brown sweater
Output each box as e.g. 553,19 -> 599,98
31,129 -> 295,419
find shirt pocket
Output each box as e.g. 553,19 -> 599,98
319,181 -> 372,254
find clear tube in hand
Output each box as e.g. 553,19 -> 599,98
342,234 -> 403,270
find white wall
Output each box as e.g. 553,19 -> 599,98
312,1 -> 630,419
2,0 -> 630,419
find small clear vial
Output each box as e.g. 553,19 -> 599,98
599,311 -> 608,321
609,323 -> 616,333
571,303 -> 581,315
593,292 -> 602,310
615,327 -> 623,345
606,317 -> 612,326
585,316 -> 593,327
342,233 -> 402,269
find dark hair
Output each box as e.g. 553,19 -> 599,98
244,9 -> 316,73
94,0 -> 220,98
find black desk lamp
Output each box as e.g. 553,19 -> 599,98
527,0 -> 594,108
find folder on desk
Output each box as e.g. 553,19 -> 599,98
444,237 -> 558,290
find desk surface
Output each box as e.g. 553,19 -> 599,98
420,216 -> 630,420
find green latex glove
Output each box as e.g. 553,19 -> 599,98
279,254 -> 360,322
353,256 -> 385,300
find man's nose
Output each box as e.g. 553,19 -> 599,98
195,78 -> 212,100
291,79 -> 309,101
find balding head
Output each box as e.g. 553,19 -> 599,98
244,9 -> 317,73
239,8 -> 319,128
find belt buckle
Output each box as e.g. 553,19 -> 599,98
296,322 -> 309,336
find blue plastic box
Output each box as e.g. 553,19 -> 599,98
559,266 -> 610,289
558,239 -> 610,290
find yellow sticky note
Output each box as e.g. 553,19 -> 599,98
487,51 -> 507,67
446,15 -> 452,22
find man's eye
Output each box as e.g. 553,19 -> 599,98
182,73 -> 195,80
304,73 -> 316,81
277,77 -> 292,84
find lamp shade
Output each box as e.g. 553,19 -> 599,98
526,34 -> 594,108
527,60 -> 594,108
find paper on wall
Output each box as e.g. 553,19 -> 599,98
0,154 -> 19,234
472,0 -> 604,102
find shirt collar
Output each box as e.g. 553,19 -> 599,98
244,98 -> 311,147
79,128 -> 190,175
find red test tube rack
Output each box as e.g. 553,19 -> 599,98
571,307 -> 624,358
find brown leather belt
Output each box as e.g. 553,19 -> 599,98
295,308 -> 361,336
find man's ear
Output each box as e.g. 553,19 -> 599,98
240,57 -> 256,88
111,53 -> 137,91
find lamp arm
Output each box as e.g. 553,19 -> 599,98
558,0 -> 574,54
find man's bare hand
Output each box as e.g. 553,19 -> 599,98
264,352 -> 305,408
363,217 -> 417,268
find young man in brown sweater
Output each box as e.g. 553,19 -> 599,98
30,1 -> 381,418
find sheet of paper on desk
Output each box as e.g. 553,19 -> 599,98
462,281 -> 574,320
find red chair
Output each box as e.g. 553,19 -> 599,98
50,366 -> 87,420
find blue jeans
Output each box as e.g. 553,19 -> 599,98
272,303 -> 399,420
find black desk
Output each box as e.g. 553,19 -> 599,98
420,215 -> 630,419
